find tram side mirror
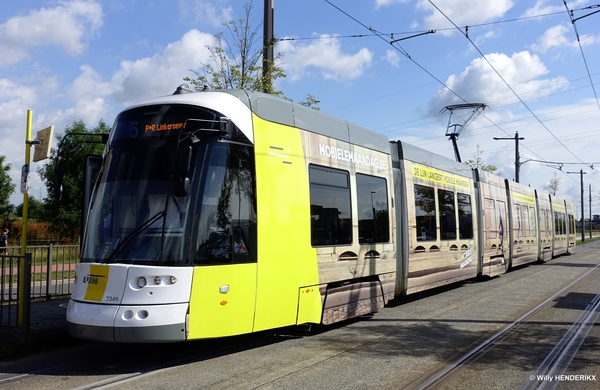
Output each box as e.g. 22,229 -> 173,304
219,117 -> 232,137
173,177 -> 190,198
173,145 -> 192,197
53,158 -> 67,201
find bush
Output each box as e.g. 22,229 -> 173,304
6,221 -> 77,245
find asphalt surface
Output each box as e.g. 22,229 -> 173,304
0,242 -> 598,389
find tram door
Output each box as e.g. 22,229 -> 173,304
482,196 -> 509,276
188,263 -> 257,339
187,142 -> 258,339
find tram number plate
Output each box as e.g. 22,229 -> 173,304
105,296 -> 120,303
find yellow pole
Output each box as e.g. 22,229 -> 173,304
22,110 -> 31,255
18,110 -> 32,325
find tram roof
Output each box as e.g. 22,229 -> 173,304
394,140 -> 474,178
130,87 -> 392,155
221,90 -> 391,154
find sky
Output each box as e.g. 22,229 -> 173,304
1,0 -> 600,217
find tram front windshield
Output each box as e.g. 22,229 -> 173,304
81,104 -> 256,266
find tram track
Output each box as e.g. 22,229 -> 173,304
0,330 -> 291,390
1,247 -> 598,390
73,332 -> 294,390
402,261 -> 600,390
522,289 -> 600,390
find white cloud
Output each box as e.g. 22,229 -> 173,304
278,35 -> 373,82
58,97 -> 112,127
531,24 -> 599,52
179,0 -> 233,28
428,51 -> 568,113
0,0 -> 103,66
0,79 -> 39,117
521,0 -> 587,18
0,73 -> 60,134
1,29 -> 215,205
375,0 -> 410,9
109,29 -> 215,106
531,24 -> 572,52
416,0 -> 513,35
474,30 -> 501,47
0,75 -> 63,205
68,65 -> 113,101
384,50 -> 402,67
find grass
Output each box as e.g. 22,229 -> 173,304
1,270 -> 76,284
575,235 -> 600,246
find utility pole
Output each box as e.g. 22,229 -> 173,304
589,184 -> 592,239
20,111 -> 53,326
494,132 -> 524,183
567,169 -> 586,242
262,0 -> 274,94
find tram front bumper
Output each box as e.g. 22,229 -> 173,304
66,299 -> 188,343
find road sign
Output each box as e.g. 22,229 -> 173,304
20,164 -> 30,194
33,125 -> 54,162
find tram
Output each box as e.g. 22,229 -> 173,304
66,86 -> 576,342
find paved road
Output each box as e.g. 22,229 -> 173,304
0,242 -> 599,389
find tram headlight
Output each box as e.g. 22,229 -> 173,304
170,276 -> 177,284
137,277 -> 147,288
154,276 -> 162,285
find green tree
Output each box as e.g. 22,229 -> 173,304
463,145 -> 497,173
37,120 -> 109,241
184,0 -> 284,96
16,196 -> 47,221
299,94 -> 321,111
0,155 -> 16,222
544,172 -> 561,195
184,0 -> 318,109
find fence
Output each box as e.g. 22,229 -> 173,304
0,253 -> 32,340
2,244 -> 79,300
1,245 -> 78,343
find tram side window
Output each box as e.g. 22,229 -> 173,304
356,174 -> 390,244
438,189 -> 456,240
484,199 -> 497,239
514,204 -> 523,239
568,214 -> 575,235
522,206 -> 530,237
497,201 -> 507,240
529,207 -> 536,236
554,211 -> 566,235
415,185 -> 436,241
309,165 -> 352,246
539,209 -> 546,235
458,193 -> 473,239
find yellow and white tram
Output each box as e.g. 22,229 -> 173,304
66,87 -> 577,342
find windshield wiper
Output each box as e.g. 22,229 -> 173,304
104,211 -> 165,264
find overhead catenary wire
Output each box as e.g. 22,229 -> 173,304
316,2 -> 598,132
563,1 -> 600,111
428,0 -> 590,168
322,0 -> 547,163
322,1 -> 598,184
279,7 -> 580,42
372,75 -> 600,134
323,0 -> 461,100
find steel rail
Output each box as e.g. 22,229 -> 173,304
404,262 -> 600,390
523,289 -> 600,390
